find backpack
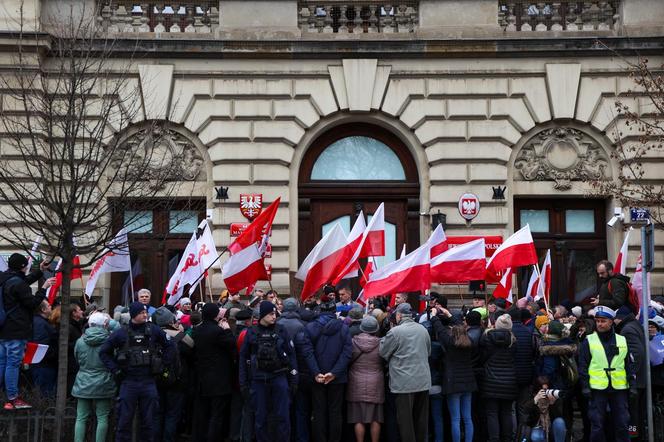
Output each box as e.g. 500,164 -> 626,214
157,331 -> 185,388
559,353 -> 579,386
253,327 -> 286,373
608,278 -> 640,315
0,276 -> 22,329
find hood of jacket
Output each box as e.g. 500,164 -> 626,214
353,332 -> 380,353
318,314 -> 343,336
83,326 -> 109,346
0,270 -> 25,286
538,340 -> 577,356
485,328 -> 514,347
279,311 -> 301,321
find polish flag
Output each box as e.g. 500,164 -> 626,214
526,266 -> 540,300
614,228 -> 632,275
430,238 -> 486,283
535,250 -> 551,303
493,267 -> 514,303
632,254 -> 648,309
223,244 -> 268,294
486,225 -> 538,276
363,227 -> 444,299
332,212 -> 367,284
430,226 -> 448,258
23,342 -> 48,365
165,232 -> 204,305
229,198 -> 280,254
360,203 -> 385,258
296,224 -> 351,300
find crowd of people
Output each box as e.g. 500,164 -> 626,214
0,252 -> 663,442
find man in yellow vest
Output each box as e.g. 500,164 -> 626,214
578,305 -> 636,442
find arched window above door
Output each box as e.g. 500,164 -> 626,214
311,136 -> 406,181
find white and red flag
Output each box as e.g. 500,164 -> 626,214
188,220 -> 220,295
632,254 -> 648,310
535,250 -> 552,304
493,267 -> 514,303
486,225 -> 538,277
23,342 -> 48,365
525,266 -> 540,300
360,203 -> 385,258
229,198 -> 280,254
614,227 -> 632,275
332,212 -> 367,284
430,238 -> 486,283
165,232 -> 204,305
296,224 -> 351,300
363,226 -> 445,299
85,229 -> 131,296
223,244 -> 268,294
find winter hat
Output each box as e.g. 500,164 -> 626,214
395,302 -> 413,316
180,297 -> 192,307
494,298 -> 507,310
152,307 -> 176,328
615,306 -> 632,320
520,308 -> 532,322
129,302 -> 147,319
283,298 -> 298,313
450,312 -> 465,326
360,316 -> 379,334
508,308 -> 521,321
7,253 -> 28,271
349,307 -> 364,321
571,306 -> 583,318
649,316 -> 664,330
320,295 -> 336,312
548,320 -> 564,337
108,319 -> 120,332
495,314 -> 513,331
465,310 -> 482,326
323,285 -> 336,296
201,303 -> 220,321
259,301 -> 276,320
535,315 -> 550,330
228,308 -> 241,320
235,309 -> 252,321
516,297 -> 529,309
88,312 -> 109,328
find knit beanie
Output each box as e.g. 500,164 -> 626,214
259,301 -> 276,320
535,314 -> 550,330
548,320 -> 564,337
201,303 -> 220,321
129,302 -> 147,319
360,316 -> 379,334
283,298 -> 298,312
152,306 -> 176,328
349,307 -> 364,321
571,306 -> 583,318
465,310 -> 482,326
494,313 -> 513,331
7,253 -> 28,271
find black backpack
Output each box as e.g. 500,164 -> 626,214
0,276 -> 22,329
157,331 -> 185,388
253,327 -> 286,373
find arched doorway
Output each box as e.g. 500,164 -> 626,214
298,123 -> 420,277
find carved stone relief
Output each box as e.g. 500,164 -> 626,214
514,127 -> 610,190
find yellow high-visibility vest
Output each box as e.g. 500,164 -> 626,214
587,332 -> 628,390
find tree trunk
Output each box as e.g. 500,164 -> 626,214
54,242 -> 73,440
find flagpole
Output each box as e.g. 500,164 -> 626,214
128,262 -> 136,303
188,247 -> 229,291
206,274 -> 214,303
534,262 -> 549,313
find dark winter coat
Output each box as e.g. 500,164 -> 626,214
467,324 -> 483,379
68,318 -> 84,382
276,311 -> 305,341
192,319 -> 237,396
511,319 -> 536,386
163,327 -> 195,393
347,332 -> 384,404
616,314 -> 647,389
432,317 -> 477,395
0,270 -> 45,340
348,321 -> 362,337
422,320 -> 443,388
32,314 -> 58,368
597,273 -> 629,310
480,328 -> 517,400
536,336 -> 577,389
239,323 -> 297,386
306,312 -> 352,384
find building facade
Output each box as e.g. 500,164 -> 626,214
1,0 -> 663,307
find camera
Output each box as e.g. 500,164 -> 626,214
543,389 -> 560,399
607,207 -> 624,228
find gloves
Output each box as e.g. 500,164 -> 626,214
581,388 -> 591,399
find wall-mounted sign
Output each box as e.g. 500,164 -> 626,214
240,194 -> 263,221
630,207 -> 650,224
458,193 -> 480,220
230,223 -> 249,237
445,236 -> 503,257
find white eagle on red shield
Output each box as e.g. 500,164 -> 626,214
240,194 -> 263,221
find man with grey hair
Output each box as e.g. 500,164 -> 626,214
379,302 -> 431,442
137,288 -> 156,315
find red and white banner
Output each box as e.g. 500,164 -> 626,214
363,226 -> 444,298
493,267 -> 514,303
614,228 -> 632,275
632,253 -> 649,306
188,220 -> 220,295
485,225 -> 538,276
360,203 -> 385,258
430,238 -> 486,283
165,233 -> 204,305
296,224 -> 351,300
85,229 -> 131,296
429,225 -> 448,258
445,235 -> 503,257
223,244 -> 268,293
332,212 -> 367,284
229,198 -> 280,254
526,265 -> 540,300
536,249 -> 552,304
23,342 -> 48,365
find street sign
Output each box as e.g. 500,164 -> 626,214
630,207 -> 650,223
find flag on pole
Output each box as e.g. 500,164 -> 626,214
492,267 -> 514,303
632,254 -> 649,305
485,225 -> 538,276
122,258 -> 143,304
360,203 -> 385,258
536,250 -> 552,303
229,198 -> 280,254
223,244 -> 268,294
22,342 -> 48,365
331,212 -> 367,284
165,232 -> 204,305
399,244 -> 406,259
46,259 -> 62,305
26,236 -> 42,275
526,265 -> 540,300
614,228 -> 632,275
188,220 -> 220,295
85,229 -> 131,297
430,238 -> 486,283
296,224 -> 351,301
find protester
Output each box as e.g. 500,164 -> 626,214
380,302 -> 431,442
0,254 -> 53,409
592,260 -> 629,309
510,308 -> 536,439
68,302 -> 85,394
422,312 -> 444,442
522,376 -> 567,442
347,307 -> 364,337
72,312 -> 116,442
30,299 -> 58,396
223,292 -> 248,311
137,288 -> 157,315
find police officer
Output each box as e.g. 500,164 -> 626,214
100,301 -> 174,442
578,305 -> 636,442
239,301 -> 297,442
